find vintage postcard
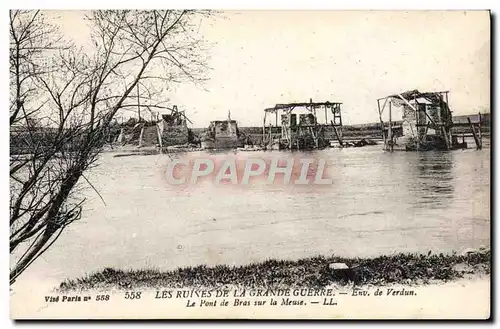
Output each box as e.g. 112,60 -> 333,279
9,10 -> 490,319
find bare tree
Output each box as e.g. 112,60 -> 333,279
10,10 -> 213,284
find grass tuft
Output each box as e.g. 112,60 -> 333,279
58,249 -> 490,292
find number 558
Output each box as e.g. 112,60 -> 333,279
124,291 -> 141,299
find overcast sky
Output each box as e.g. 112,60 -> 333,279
53,10 -> 490,128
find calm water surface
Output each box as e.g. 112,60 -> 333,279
23,140 -> 490,281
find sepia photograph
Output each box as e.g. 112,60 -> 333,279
8,9 -> 491,319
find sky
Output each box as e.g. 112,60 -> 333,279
51,10 -> 490,128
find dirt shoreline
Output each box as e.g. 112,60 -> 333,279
59,249 -> 490,292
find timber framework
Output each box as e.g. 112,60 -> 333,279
377,90 -> 482,151
262,99 -> 344,150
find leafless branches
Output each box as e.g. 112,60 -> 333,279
9,10 -> 66,126
10,9 -> 214,284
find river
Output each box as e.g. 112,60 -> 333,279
16,139 -> 490,283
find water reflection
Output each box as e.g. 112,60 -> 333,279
405,151 -> 454,209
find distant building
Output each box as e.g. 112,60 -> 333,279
158,106 -> 191,147
201,111 -> 244,149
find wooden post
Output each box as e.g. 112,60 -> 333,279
117,128 -> 124,144
309,127 -> 319,149
331,121 -> 343,147
377,99 -> 387,147
388,100 -> 393,152
138,125 -> 145,148
262,113 -> 267,145
415,103 -> 419,151
468,117 -> 482,150
269,123 -> 272,146
477,112 -> 483,148
156,122 -> 163,154
287,109 -> 292,147
441,127 -> 450,150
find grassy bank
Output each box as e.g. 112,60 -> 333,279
59,248 -> 490,292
